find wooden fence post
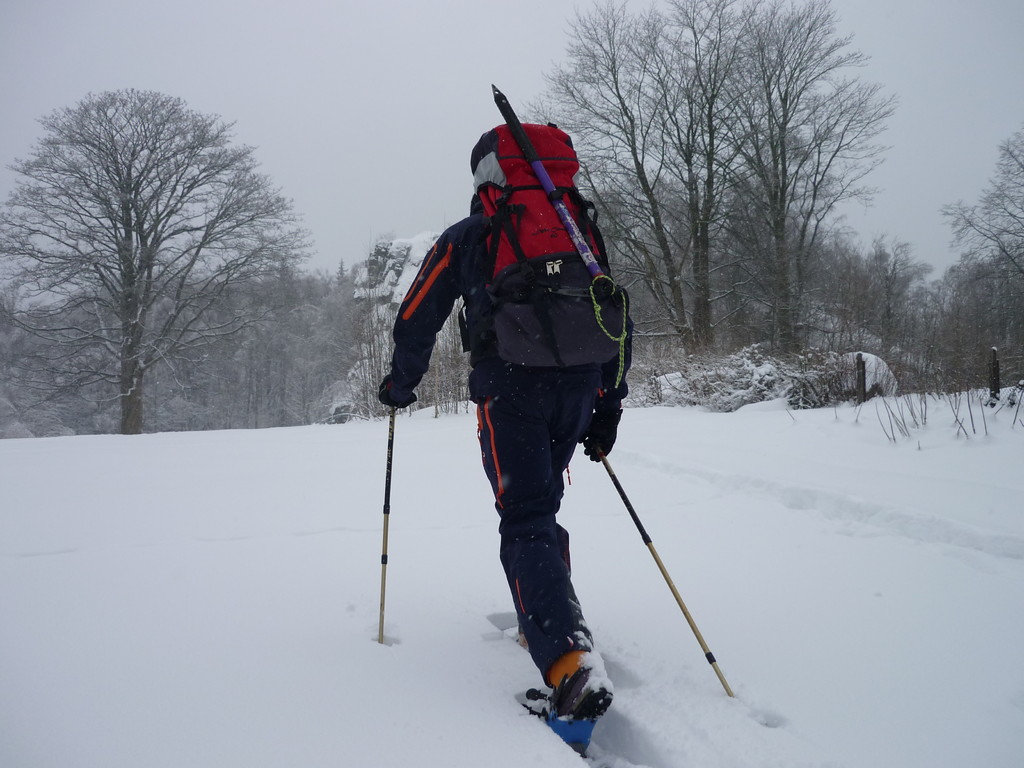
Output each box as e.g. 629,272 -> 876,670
988,347 -> 1000,404
856,352 -> 867,404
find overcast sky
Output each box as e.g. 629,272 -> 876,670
2,0 -> 1021,274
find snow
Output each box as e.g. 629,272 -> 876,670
351,231 -> 441,303
2,398 -> 1023,767
390,232 -> 443,300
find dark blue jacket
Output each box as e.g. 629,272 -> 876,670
388,212 -> 630,411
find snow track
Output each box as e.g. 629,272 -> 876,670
622,448 -> 1024,560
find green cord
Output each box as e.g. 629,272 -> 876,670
590,275 -> 628,387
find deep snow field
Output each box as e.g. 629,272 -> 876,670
2,396 -> 1023,767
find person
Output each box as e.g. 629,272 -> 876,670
377,127 -> 631,727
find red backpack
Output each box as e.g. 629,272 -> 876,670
470,124 -> 625,368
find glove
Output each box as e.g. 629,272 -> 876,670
378,374 -> 417,409
580,408 -> 622,461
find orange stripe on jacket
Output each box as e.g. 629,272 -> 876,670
479,398 -> 505,508
515,578 -> 527,614
400,243 -> 452,321
400,242 -> 438,304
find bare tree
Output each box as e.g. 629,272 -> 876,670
730,0 -> 896,351
865,236 -> 932,351
945,124 -> 1024,280
0,90 -> 308,433
807,234 -> 931,364
540,1 -> 695,343
943,125 -> 1024,384
541,0 -> 892,355
658,0 -> 748,348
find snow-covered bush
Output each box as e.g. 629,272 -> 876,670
634,345 -> 784,411
785,349 -> 848,409
652,345 -> 787,411
629,345 -> 897,412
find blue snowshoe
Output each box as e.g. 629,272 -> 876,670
520,664 -> 613,755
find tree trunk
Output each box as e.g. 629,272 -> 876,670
692,217 -> 713,349
773,224 -> 797,352
120,362 -> 144,434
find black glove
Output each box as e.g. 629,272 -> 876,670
378,374 -> 417,409
580,408 -> 622,461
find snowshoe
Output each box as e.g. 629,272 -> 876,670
520,662 -> 613,755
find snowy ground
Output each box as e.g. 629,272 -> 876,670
2,396 -> 1023,767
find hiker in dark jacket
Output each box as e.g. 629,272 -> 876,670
378,126 -> 631,727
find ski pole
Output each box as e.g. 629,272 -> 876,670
599,453 -> 735,698
378,407 -> 397,644
491,84 -> 606,280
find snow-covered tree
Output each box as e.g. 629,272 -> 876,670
0,89 -> 308,433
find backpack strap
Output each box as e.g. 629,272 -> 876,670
478,188 -> 525,277
494,194 -> 531,266
571,190 -> 612,273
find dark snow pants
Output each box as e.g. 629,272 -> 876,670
470,360 -> 601,679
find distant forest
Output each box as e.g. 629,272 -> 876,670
2,0 -> 1021,436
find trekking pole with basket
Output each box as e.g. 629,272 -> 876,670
377,407 -> 397,644
600,453 -> 735,698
